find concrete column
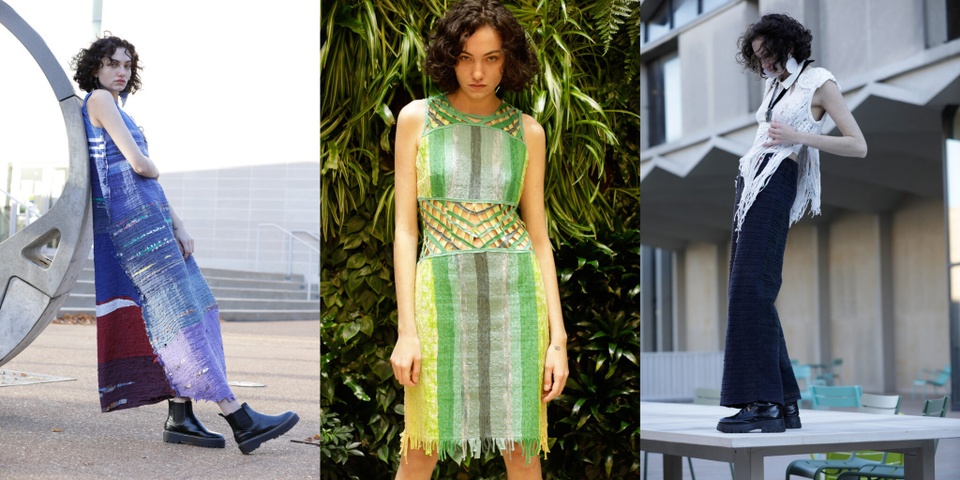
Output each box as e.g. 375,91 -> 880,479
655,249 -> 675,351
816,224 -> 832,368
641,245 -> 656,352
879,211 -> 897,393
675,249 -> 688,351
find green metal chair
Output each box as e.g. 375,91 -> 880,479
811,385 -> 862,410
785,386 -> 869,479
816,358 -> 844,386
833,395 -> 950,480
794,364 -> 825,408
911,365 -> 950,400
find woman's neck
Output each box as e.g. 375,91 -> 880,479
446,91 -> 501,116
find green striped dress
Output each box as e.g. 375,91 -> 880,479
400,95 -> 549,462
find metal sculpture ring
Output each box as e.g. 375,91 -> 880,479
0,1 -> 93,366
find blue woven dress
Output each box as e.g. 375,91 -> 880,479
82,92 -> 234,412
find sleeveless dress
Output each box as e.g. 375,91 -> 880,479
82,92 -> 234,412
400,96 -> 550,462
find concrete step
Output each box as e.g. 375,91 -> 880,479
69,280 -> 314,300
77,267 -> 305,284
62,292 -> 319,312
63,266 -> 318,322
77,269 -> 308,292
57,306 -> 319,322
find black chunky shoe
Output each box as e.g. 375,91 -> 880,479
220,403 -> 299,454
163,400 -> 226,448
783,401 -> 802,429
717,402 -> 785,433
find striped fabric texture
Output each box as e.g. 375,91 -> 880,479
82,92 -> 235,412
401,96 -> 549,462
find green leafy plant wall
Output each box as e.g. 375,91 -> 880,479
321,1 -> 639,478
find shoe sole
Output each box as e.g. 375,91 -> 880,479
717,418 -> 785,433
163,431 -> 226,448
237,413 -> 301,455
784,416 -> 802,429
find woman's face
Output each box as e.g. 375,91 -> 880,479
751,37 -> 781,76
95,48 -> 132,96
453,25 -> 505,100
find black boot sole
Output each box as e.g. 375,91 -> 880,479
784,416 -> 802,429
237,413 -> 300,454
717,418 -> 785,433
164,430 -> 226,448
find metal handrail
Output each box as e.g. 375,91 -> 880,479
1,188 -> 43,239
255,223 -> 319,300
0,189 -> 42,217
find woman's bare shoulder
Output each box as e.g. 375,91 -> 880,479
521,113 -> 545,141
86,89 -> 116,107
398,99 -> 427,123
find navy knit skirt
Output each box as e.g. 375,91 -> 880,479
720,154 -> 801,408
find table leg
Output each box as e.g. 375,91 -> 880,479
903,440 -> 936,480
662,454 -> 682,480
732,449 -> 764,480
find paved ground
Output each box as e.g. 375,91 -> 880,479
640,396 -> 960,479
0,320 -> 320,479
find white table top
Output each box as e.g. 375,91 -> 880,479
640,401 -> 960,449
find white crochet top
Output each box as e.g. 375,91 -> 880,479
734,66 -> 838,233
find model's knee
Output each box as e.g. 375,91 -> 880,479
396,448 -> 439,479
501,447 -> 542,476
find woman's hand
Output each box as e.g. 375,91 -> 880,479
173,224 -> 194,259
763,121 -> 801,148
542,343 -> 569,402
390,334 -> 422,386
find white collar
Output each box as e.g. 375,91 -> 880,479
777,57 -> 804,89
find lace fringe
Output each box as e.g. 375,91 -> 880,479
734,147 -> 820,233
400,432 -> 549,464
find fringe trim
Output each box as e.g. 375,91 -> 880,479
400,432 -> 549,464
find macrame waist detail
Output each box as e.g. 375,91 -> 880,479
418,199 -> 532,259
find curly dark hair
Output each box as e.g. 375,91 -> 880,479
736,13 -> 812,78
71,35 -> 143,94
424,0 -> 539,93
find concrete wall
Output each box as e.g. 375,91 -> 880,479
778,223 -> 821,365
818,0 -> 925,82
828,212 -> 885,392
159,161 -> 319,279
678,1 -> 759,136
675,199 -> 952,393
891,197 -> 949,392
682,241 -> 724,351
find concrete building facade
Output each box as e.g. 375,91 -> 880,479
640,0 -> 960,402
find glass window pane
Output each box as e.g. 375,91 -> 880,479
703,0 -> 730,14
673,0 -> 699,30
647,1 -> 671,44
663,54 -> 683,142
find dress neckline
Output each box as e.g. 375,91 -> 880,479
440,95 -> 508,122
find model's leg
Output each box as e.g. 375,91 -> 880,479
163,397 -> 225,448
219,398 -> 300,454
395,447 -> 439,480
721,158 -> 798,408
718,158 -> 798,433
778,324 -> 801,404
218,398 -> 241,415
502,444 -> 542,480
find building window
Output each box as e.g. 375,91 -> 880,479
949,1 -> 960,42
641,0 -> 732,46
647,52 -> 683,146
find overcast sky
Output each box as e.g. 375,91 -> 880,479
0,0 -> 319,174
